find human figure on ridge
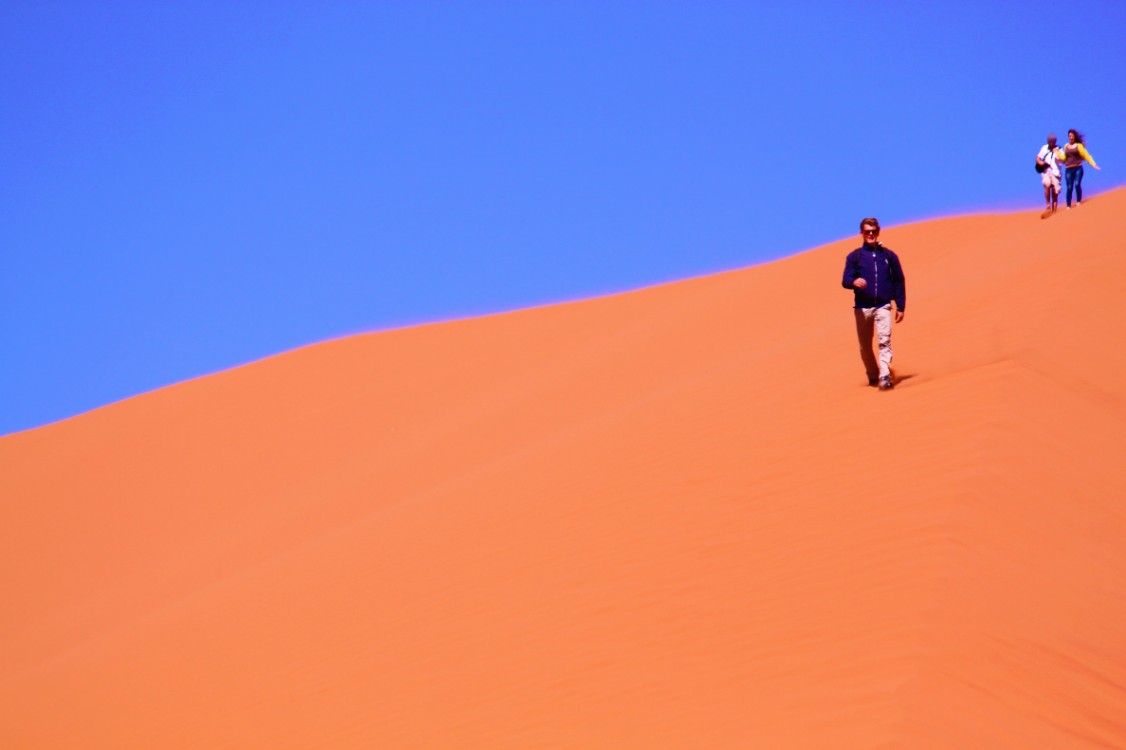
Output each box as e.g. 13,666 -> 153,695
841,218 -> 906,391
1036,134 -> 1065,215
1061,129 -> 1100,209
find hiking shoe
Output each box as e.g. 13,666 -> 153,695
878,376 -> 894,390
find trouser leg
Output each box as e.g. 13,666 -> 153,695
854,308 -> 879,381
1076,164 -> 1084,202
874,304 -> 893,378
1065,167 -> 1077,206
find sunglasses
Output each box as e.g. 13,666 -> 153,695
862,229 -> 880,236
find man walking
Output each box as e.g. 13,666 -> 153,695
841,217 -> 906,390
1037,134 -> 1064,215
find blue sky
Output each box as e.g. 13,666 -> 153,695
2,1 -> 1124,435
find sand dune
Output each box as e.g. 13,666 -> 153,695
3,190 -> 1126,748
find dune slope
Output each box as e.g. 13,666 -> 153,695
3,191 -> 1126,748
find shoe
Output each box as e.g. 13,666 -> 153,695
878,376 -> 894,390
868,377 -> 879,387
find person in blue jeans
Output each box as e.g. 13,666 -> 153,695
841,218 -> 906,390
1061,129 -> 1101,208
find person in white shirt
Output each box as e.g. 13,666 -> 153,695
1037,134 -> 1065,214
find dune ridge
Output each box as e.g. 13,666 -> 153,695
3,190 -> 1126,748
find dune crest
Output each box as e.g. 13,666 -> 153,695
3,190 -> 1126,748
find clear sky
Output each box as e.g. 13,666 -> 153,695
2,0 -> 1124,435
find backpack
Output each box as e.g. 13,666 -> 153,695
1035,146 -> 1051,173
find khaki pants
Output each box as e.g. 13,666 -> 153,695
854,304 -> 893,380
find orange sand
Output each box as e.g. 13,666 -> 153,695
3,191 -> 1126,748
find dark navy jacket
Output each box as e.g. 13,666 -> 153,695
841,243 -> 906,311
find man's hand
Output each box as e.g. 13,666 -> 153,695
895,310 -> 905,323
852,278 -> 867,289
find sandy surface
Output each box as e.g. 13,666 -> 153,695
3,191 -> 1126,748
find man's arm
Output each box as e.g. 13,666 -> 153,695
891,252 -> 906,322
842,251 -> 864,289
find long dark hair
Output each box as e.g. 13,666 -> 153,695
1068,129 -> 1085,145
